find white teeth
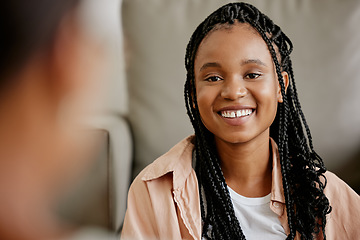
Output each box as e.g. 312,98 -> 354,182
221,109 -> 253,118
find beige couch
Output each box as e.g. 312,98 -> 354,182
62,0 -> 360,233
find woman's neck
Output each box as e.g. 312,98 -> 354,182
216,130 -> 272,198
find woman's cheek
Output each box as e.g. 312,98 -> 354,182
253,82 -> 279,120
196,86 -> 217,126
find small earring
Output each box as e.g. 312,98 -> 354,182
278,94 -> 283,103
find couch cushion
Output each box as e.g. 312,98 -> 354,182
57,130 -> 111,229
58,115 -> 133,231
87,115 -> 133,230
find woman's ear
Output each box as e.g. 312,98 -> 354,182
277,71 -> 289,103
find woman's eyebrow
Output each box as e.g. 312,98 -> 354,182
200,62 -> 221,72
241,59 -> 267,66
199,59 -> 267,72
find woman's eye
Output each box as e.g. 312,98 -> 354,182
205,76 -> 223,82
245,73 -> 261,79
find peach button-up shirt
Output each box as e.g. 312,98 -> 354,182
121,136 -> 360,240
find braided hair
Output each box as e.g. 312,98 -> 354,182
184,2 -> 331,239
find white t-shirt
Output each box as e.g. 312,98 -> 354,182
228,187 -> 287,240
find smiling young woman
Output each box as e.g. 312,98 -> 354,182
194,22 -> 289,200
121,2 -> 360,240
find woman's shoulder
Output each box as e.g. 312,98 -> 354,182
323,171 -> 359,205
324,171 -> 359,198
123,135 -> 199,240
323,170 -> 360,238
130,135 -> 196,190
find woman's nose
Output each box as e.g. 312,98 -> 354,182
220,77 -> 247,100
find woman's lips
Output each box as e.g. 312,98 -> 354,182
220,109 -> 253,118
216,107 -> 255,126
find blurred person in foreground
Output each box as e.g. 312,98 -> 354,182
0,1 -> 115,239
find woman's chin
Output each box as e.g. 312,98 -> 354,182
214,133 -> 254,145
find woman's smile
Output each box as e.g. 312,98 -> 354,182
216,106 -> 256,126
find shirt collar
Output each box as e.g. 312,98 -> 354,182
141,135 -> 285,205
141,135 -> 195,190
270,138 -> 285,204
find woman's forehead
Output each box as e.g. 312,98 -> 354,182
194,23 -> 272,70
